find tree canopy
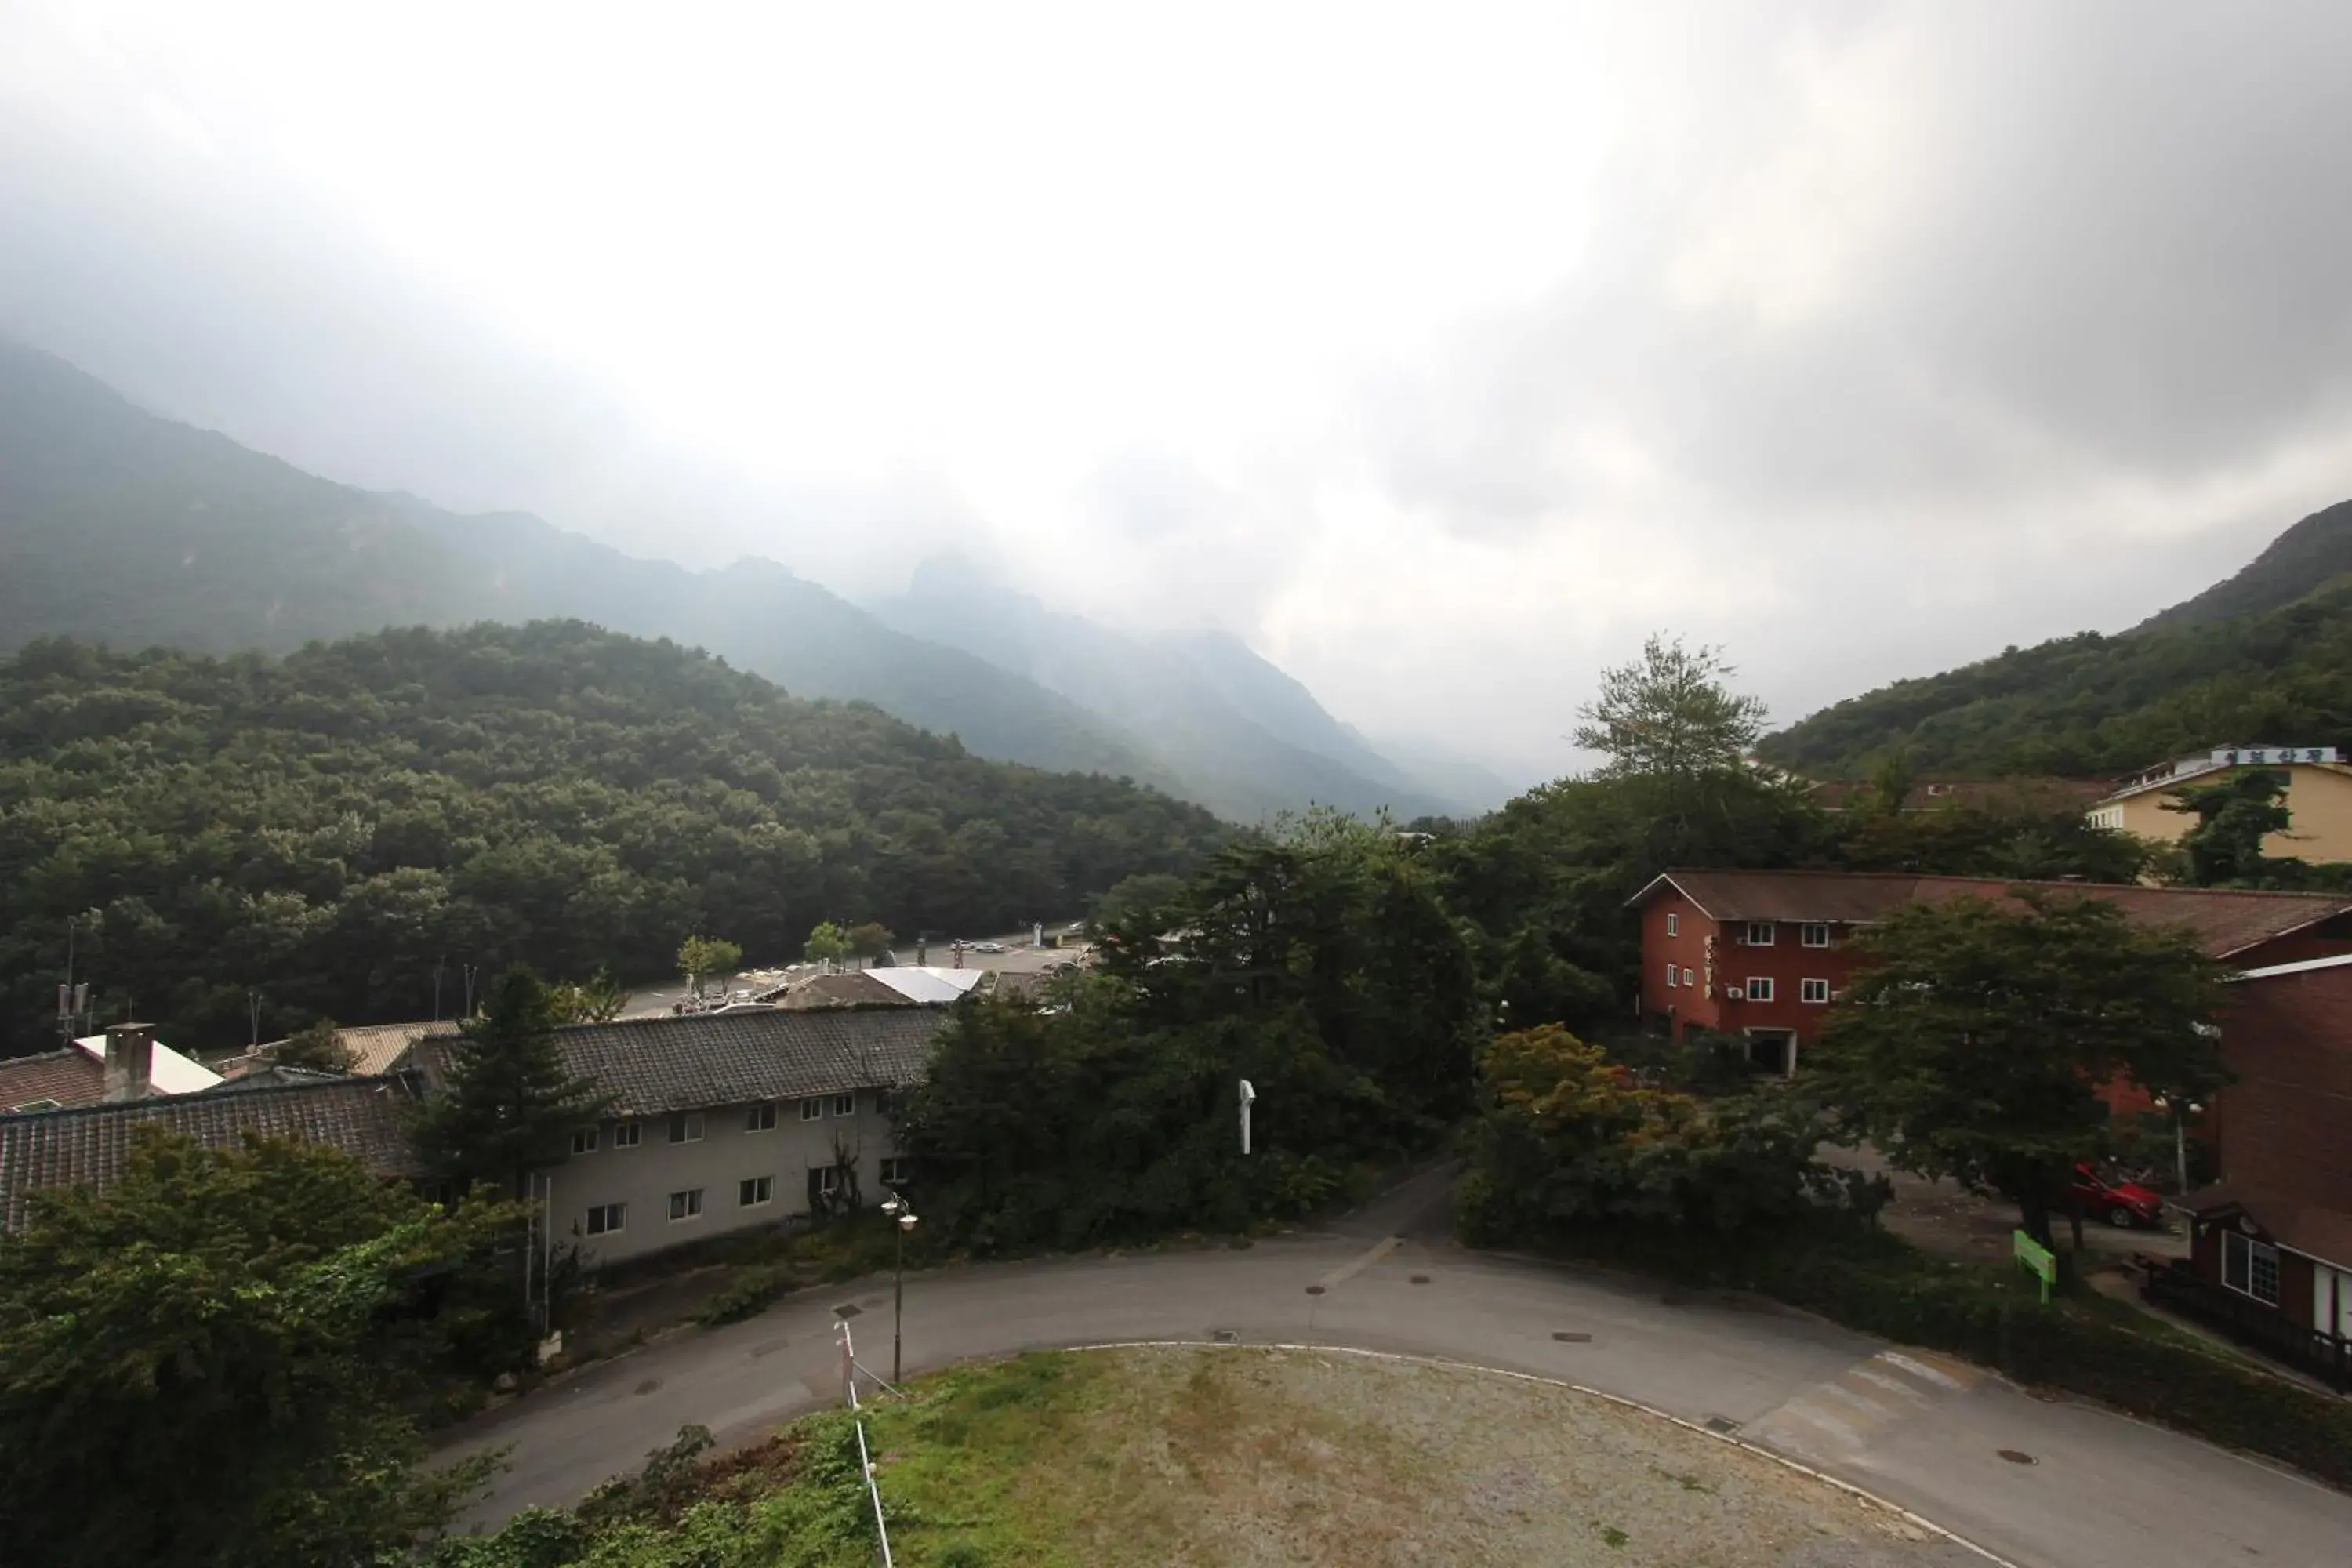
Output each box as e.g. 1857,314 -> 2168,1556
0,1131 -> 512,1567
408,967 -> 615,1200
0,622 -> 1227,1054
1807,892 -> 2230,1248
1573,635 -> 1769,779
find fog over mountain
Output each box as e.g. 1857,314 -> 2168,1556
6,3 -> 2352,787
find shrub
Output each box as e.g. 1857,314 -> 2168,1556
695,1265 -> 793,1328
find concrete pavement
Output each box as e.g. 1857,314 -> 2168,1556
442,1187 -> 2352,1566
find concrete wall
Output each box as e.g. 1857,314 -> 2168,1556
547,1091 -> 903,1269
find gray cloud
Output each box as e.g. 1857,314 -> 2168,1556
5,3 -> 2352,789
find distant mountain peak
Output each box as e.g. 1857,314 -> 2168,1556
2135,498 -> 2352,633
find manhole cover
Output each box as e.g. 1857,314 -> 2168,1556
1552,1331 -> 1593,1343
1409,1274 -> 1431,1284
1305,1284 -> 1327,1295
633,1377 -> 661,1396
1997,1449 -> 2037,1465
749,1337 -> 790,1360
833,1303 -> 862,1319
1211,1329 -> 1237,1343
1704,1417 -> 1740,1434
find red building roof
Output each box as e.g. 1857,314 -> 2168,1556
1628,869 -> 2352,960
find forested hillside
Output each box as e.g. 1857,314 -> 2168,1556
0,622 -> 1226,1054
2136,499 -> 2352,633
1759,557 -> 2352,778
0,339 -> 1173,789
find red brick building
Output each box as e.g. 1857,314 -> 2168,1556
1628,869 -> 2352,1076
2174,953 -> 2352,1356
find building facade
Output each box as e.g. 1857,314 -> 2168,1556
412,1006 -> 949,1269
1632,869 -> 2352,1076
2089,746 -> 2352,862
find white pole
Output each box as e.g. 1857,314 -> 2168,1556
1239,1079 -> 1255,1156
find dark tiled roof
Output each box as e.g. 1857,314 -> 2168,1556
217,1020 -> 441,1080
2176,1185 -> 2352,1267
0,1049 -> 104,1112
413,1006 -> 950,1118
776,972 -> 913,1009
1631,869 -> 2352,958
0,1076 -> 425,1229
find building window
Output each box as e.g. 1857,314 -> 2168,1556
1800,923 -> 1830,948
831,1092 -> 857,1117
571,1127 -> 599,1156
1744,977 -> 1774,1003
873,1089 -> 895,1117
1800,978 -> 1830,1004
1665,962 -> 1678,989
667,1188 -> 705,1222
814,1165 -> 844,1197
880,1156 -> 909,1186
739,1175 -> 774,1207
2223,1230 -> 2281,1305
746,1102 -> 776,1133
1681,968 -> 1694,988
668,1112 -> 705,1145
1665,913 -> 1679,936
800,1098 -> 823,1121
611,1121 -> 641,1149
585,1203 -> 626,1236
1743,922 -> 1775,946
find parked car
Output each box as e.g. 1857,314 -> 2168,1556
2071,1162 -> 2165,1229
973,941 -> 1007,954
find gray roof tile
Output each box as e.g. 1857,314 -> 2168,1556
0,1075 -> 425,1229
413,1005 -> 949,1118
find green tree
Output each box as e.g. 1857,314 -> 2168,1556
1809,893 -> 2230,1253
2163,768 -> 2294,886
802,920 -> 851,969
844,921 -> 895,966
410,967 -> 615,1200
0,1131 -> 510,1568
1087,870 -> 1188,931
1572,634 -> 1768,779
272,1016 -> 355,1073
1865,748 -> 1916,816
547,967 -> 630,1024
675,935 -> 744,997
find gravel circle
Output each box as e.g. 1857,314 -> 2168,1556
1080,1345 -> 1986,1567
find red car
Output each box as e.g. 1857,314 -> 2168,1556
2071,1163 -> 2165,1229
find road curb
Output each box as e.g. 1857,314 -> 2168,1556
1059,1338 -> 2027,1568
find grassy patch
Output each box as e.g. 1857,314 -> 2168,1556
441,1347 -> 1959,1566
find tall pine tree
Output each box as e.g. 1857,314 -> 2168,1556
412,967 -> 613,1200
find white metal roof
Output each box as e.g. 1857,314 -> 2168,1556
866,967 -> 987,1004
71,1034 -> 224,1096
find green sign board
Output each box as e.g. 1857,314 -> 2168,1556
2013,1230 -> 2056,1305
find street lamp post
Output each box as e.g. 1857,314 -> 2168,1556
880,1192 -> 918,1384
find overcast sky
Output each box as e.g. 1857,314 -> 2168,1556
5,2 -> 2351,787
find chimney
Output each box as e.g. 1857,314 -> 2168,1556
103,1022 -> 156,1102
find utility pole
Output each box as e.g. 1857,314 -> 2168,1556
247,989 -> 263,1049
462,963 -> 480,1019
433,955 -> 447,1022
1239,1079 -> 1255,1156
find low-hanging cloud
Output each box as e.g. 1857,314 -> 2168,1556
5,2 -> 2350,789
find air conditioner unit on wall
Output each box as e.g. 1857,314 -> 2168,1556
1725,985 -> 1745,1000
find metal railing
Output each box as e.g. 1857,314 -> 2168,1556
835,1316 -> 905,1564
2140,1258 -> 2352,1392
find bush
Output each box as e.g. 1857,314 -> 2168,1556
695,1265 -> 794,1328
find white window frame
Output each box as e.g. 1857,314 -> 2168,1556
1744,976 -> 1775,1003
1665,961 -> 1678,989
667,1188 -> 705,1222
585,1202 -> 626,1236
2223,1229 -> 2281,1305
739,1175 -> 774,1207
668,1112 -> 705,1145
745,1102 -> 776,1133
880,1156 -> 908,1187
831,1092 -> 857,1117
610,1121 -> 641,1149
800,1097 -> 823,1122
1665,913 -> 1679,936
815,1165 -> 844,1197
1800,978 -> 1831,1004
1681,967 -> 1694,988
1800,923 -> 1830,949
1744,922 -> 1775,946
570,1127 -> 599,1156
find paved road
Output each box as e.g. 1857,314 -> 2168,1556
442,1172 -> 2352,1566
